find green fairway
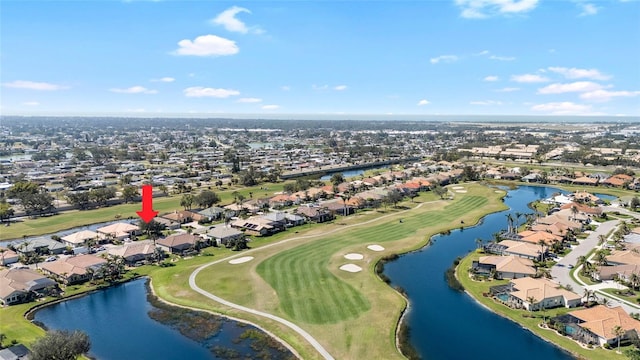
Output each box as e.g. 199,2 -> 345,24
256,196 -> 489,324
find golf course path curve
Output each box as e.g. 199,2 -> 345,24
188,200 -> 436,360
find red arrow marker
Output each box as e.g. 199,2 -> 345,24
136,185 -> 158,223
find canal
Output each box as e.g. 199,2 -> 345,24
384,185 -> 575,359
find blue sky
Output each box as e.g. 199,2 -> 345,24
1,0 -> 639,117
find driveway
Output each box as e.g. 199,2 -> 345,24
551,218 -> 640,313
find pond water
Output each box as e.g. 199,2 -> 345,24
319,166 -> 389,180
33,279 -> 293,360
384,185 -> 575,359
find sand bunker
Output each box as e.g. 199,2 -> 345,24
455,190 -> 468,193
344,253 -> 364,260
229,256 -> 254,264
452,186 -> 465,190
495,190 -> 503,193
367,245 -> 385,252
339,264 -> 363,273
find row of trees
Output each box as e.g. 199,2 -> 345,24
66,187 -> 117,210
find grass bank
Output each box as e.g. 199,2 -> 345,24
191,183 -> 506,359
456,252 -> 627,360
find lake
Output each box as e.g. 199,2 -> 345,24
33,279 -> 293,360
384,185 -> 574,359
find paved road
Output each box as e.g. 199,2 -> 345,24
551,217 -> 640,313
188,200 -> 436,360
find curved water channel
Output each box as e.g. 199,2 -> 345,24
383,185 -> 616,359
30,185 -> 616,359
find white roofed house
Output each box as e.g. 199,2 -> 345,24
97,222 -> 141,241
40,254 -> 107,285
0,268 -> 58,305
507,277 -> 582,311
108,240 -> 157,266
61,230 -> 100,248
472,256 -> 536,279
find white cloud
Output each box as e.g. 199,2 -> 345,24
183,87 -> 240,98
430,55 -> 458,64
470,100 -> 502,105
151,77 -> 175,83
531,101 -> 593,115
109,86 -> 158,94
173,35 -> 239,57
496,87 -> 520,92
125,108 -> 146,113
537,81 -> 606,94
212,6 -> 263,34
417,99 -> 430,106
3,80 -> 68,91
334,85 -> 348,91
312,84 -> 329,90
22,101 -> 40,106
262,104 -> 280,110
475,50 -> 490,56
237,97 -> 263,103
489,55 -> 516,61
579,3 -> 598,16
511,74 -> 550,83
547,67 -> 610,80
456,0 -> 539,19
281,85 -> 291,91
484,75 -> 499,82
580,89 -> 640,102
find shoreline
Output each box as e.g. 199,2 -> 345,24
23,276 -> 300,359
146,277 -> 302,359
454,257 -> 583,360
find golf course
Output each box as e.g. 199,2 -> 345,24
190,183 -> 506,359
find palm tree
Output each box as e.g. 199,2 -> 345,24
526,296 -> 537,312
630,273 -> 640,291
597,234 -> 607,246
594,250 -> 608,266
537,268 -> 552,279
475,238 -> 483,250
570,205 -> 579,221
514,212 -> 523,231
613,325 -> 625,353
538,239 -> 546,262
506,213 -> 514,234
583,289 -> 593,303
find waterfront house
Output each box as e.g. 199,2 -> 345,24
97,222 -> 140,241
156,233 -> 202,254
0,268 -> 58,305
14,237 -> 66,255
552,305 -> 640,346
0,247 -> 19,266
40,254 -> 107,284
484,240 -> 542,260
61,230 -> 100,248
107,240 -> 157,266
507,277 -> 582,311
518,230 -> 564,246
472,255 -> 536,279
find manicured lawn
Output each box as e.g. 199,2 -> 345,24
1,183 -> 507,360
194,184 -> 506,359
1,182 -> 289,240
457,252 -> 627,360
601,288 -> 640,304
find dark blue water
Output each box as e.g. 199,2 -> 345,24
34,279 -> 288,360
385,186 -> 574,360
319,165 -> 389,180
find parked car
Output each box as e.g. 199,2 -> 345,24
45,256 -> 58,262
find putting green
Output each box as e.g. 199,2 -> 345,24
256,195 -> 488,324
